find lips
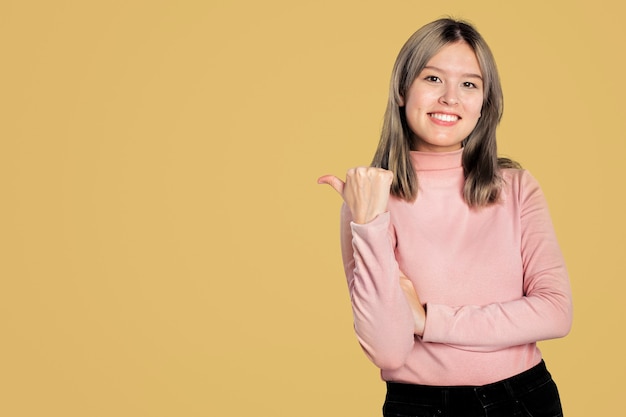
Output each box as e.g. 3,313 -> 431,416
429,113 -> 459,122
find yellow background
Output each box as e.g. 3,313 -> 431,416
1,1 -> 624,416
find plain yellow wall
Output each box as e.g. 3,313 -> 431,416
1,1 -> 624,416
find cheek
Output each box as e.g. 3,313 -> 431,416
406,96 -> 434,116
468,97 -> 484,118
405,86 -> 437,109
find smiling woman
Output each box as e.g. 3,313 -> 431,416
318,18 -> 572,417
402,42 -> 484,153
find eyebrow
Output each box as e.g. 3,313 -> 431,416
423,65 -> 483,80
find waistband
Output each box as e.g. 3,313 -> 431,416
386,360 -> 552,411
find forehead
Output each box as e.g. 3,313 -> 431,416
424,41 -> 482,77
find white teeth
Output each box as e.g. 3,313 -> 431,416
430,113 -> 458,122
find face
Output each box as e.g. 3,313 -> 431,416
401,41 -> 484,152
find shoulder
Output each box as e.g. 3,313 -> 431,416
499,168 -> 548,212
500,168 -> 542,194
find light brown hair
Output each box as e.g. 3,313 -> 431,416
372,18 -> 519,206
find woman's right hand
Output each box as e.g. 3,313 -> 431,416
317,167 -> 394,224
399,272 -> 426,336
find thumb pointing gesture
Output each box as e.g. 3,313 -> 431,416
317,175 -> 345,196
317,167 -> 393,224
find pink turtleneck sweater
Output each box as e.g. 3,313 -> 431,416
340,149 -> 572,386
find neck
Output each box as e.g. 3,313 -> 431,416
410,148 -> 463,171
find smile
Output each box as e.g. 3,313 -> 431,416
429,113 -> 459,122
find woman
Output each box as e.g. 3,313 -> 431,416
318,18 -> 572,417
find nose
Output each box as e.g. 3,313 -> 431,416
439,87 -> 459,105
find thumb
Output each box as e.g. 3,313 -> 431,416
317,174 -> 345,196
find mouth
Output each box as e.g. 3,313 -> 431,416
429,113 -> 460,122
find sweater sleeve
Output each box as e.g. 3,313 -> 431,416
422,171 -> 573,351
340,203 -> 416,370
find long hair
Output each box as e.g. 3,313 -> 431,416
371,18 -> 519,206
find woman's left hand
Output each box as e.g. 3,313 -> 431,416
399,272 -> 426,336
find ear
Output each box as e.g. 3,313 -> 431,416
397,95 -> 405,107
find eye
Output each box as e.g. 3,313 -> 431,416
424,75 -> 441,83
462,81 -> 478,89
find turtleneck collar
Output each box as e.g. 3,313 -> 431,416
410,148 -> 463,171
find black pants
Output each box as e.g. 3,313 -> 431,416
383,361 -> 563,417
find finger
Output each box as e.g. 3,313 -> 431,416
317,175 -> 345,196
